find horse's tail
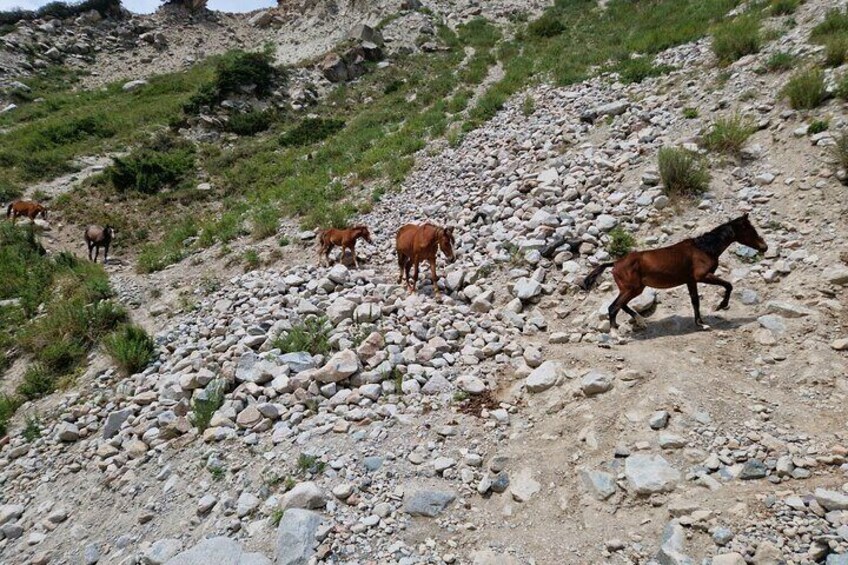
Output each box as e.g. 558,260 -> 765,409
579,262 -> 614,291
6,203 -> 12,218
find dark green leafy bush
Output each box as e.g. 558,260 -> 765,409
108,133 -> 196,194
279,118 -> 345,147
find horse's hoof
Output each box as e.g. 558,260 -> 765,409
716,303 -> 729,311
698,324 -> 711,331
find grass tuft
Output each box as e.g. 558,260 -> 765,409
711,15 -> 762,65
191,380 -> 225,432
782,67 -> 827,109
104,324 -> 155,376
607,228 -> 636,258
272,317 -> 331,355
702,113 -> 757,155
108,133 -> 196,194
831,131 -> 848,173
658,147 -> 711,197
279,118 -> 346,147
764,51 -> 796,72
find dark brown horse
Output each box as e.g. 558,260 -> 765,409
6,200 -> 47,223
318,225 -> 372,267
84,225 -> 114,264
396,223 -> 456,296
580,214 -> 768,331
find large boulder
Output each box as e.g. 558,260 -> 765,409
404,489 -> 455,517
524,360 -> 563,393
348,23 -> 384,46
275,509 -> 322,565
624,454 -> 680,495
320,53 -> 348,83
164,537 -> 270,565
280,482 -> 326,510
312,350 -> 359,383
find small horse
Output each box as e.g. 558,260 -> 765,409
318,225 -> 372,268
580,214 -> 768,331
396,223 -> 456,296
6,200 -> 48,224
84,225 -> 114,264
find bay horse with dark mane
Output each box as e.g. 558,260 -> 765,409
580,213 -> 768,331
396,223 -> 456,296
6,200 -> 48,224
318,225 -> 372,268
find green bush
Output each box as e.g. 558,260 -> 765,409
224,109 -> 274,136
782,67 -> 827,109
183,49 -> 278,114
765,51 -> 796,72
17,364 -> 55,401
838,73 -> 848,100
272,317 -> 330,355
810,8 -> 848,43
23,413 -> 41,442
682,107 -> 699,119
279,118 -> 346,147
0,394 -> 21,438
190,380 -> 225,432
108,133 -> 196,194
712,15 -> 762,65
614,57 -> 673,84
104,324 -> 155,376
658,147 -> 711,196
807,119 -> 828,135
528,13 -> 565,38
251,206 -> 280,240
35,115 -> 115,149
243,249 -> 260,271
770,0 -> 799,15
702,114 -> 756,155
607,228 -> 636,258
0,0 -> 120,26
521,95 -> 536,116
824,36 -> 848,67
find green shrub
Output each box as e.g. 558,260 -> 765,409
765,51 -> 796,72
607,228 -> 636,258
272,317 -> 330,355
251,206 -> 279,240
782,67 -> 827,109
17,364 -> 55,401
216,50 -> 276,97
521,95 -> 536,117
224,109 -> 274,136
0,394 -> 21,438
682,107 -> 699,119
0,0 -> 119,26
658,147 -> 711,196
528,13 -> 565,38
702,113 -> 756,155
243,249 -> 260,271
614,57 -> 673,84
279,118 -> 345,147
770,0 -> 799,16
383,79 -> 404,94
104,324 -> 155,376
838,73 -> 848,100
191,380 -> 225,432
137,220 -> 198,273
23,413 -> 41,442
824,36 -> 848,67
807,119 -> 828,135
810,8 -> 848,43
712,15 -> 762,65
831,131 -> 848,172
108,134 -> 196,194
35,115 -> 115,149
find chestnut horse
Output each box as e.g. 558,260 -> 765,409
84,225 -> 114,264
396,223 -> 456,295
318,225 -> 372,267
580,214 -> 768,331
6,200 -> 47,223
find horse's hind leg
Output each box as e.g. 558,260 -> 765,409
700,273 -> 733,311
94,246 -> 100,263
687,281 -> 707,329
397,252 -> 406,284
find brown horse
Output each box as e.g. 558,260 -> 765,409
318,225 -> 372,267
396,223 -> 456,295
84,225 -> 114,264
580,214 -> 768,331
6,200 -> 47,223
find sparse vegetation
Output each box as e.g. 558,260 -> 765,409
527,13 -> 565,38
702,113 -> 757,155
770,0 -> 800,16
765,51 -> 796,72
810,8 -> 848,44
251,206 -> 280,240
243,249 -> 261,271
807,119 -> 828,135
272,317 -> 331,355
782,67 -> 827,109
658,147 -> 711,197
278,117 -> 346,147
108,133 -> 196,194
184,48 -> 279,114
824,36 -> 848,67
190,380 -> 225,432
613,57 -> 673,84
297,453 -> 326,475
0,0 -> 120,26
711,14 -> 762,65
682,107 -> 699,119
224,109 -> 275,136
104,324 -> 155,376
521,95 -> 536,117
607,228 -> 636,258
831,131 -> 848,173
17,364 -> 55,401
0,394 -> 20,438
23,413 -> 41,442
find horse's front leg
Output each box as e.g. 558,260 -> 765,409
104,243 -> 109,265
349,242 -> 359,268
94,246 -> 100,263
687,281 -> 707,329
429,257 -> 439,297
700,273 -> 733,311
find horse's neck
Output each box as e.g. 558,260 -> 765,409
693,225 -> 735,257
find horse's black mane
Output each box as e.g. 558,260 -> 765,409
692,222 -> 736,256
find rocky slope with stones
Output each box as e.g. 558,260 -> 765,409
2,0 -> 848,564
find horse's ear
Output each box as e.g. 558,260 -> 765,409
445,226 -> 454,237
743,212 -> 749,219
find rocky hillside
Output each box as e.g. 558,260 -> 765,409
1,0 -> 848,564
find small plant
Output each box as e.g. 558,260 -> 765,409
831,131 -> 848,172
17,364 -> 55,400
453,391 -> 469,402
224,109 -> 274,136
807,119 -> 829,135
607,228 -> 636,258
383,79 -> 404,94
682,107 -> 699,119
527,13 -> 565,38
810,8 -> 848,43
614,57 -> 673,84
0,394 -> 21,438
284,476 -> 296,491
770,0 -> 799,16
838,73 -> 848,100
658,147 -> 711,197
209,466 -> 225,481
503,242 -> 524,266
269,509 -> 284,526
104,324 -> 154,376
279,118 -> 345,147
712,15 -> 762,65
297,453 -> 325,475
765,51 -> 795,72
702,114 -> 757,156
521,95 -> 536,117
243,249 -> 261,271
190,380 -> 225,432
251,206 -> 279,240
22,413 -> 41,442
272,317 -> 330,355
782,67 -> 827,109
278,235 -> 291,247
824,37 -> 848,67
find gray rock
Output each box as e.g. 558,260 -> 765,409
313,349 -> 359,383
765,300 -> 814,318
164,536 -> 271,565
353,303 -> 381,323
122,79 -> 148,92
363,456 -> 383,472
280,482 -> 326,510
824,265 -> 848,286
712,527 -> 734,546
0,504 -> 24,526
421,374 -> 451,394
327,264 -> 349,284
275,509 -> 322,565
514,278 -> 542,301
827,553 -> 848,565
525,360 -> 563,393
57,422 -> 80,442
509,468 -> 540,502
624,454 -> 680,495
490,472 -> 509,493
404,490 -> 455,517
655,522 -> 693,565
456,375 -> 486,394
278,352 -> 315,373
143,539 -> 183,565
580,469 -> 616,500
814,488 -> 848,511
649,411 -> 669,430
594,100 -> 630,117
580,370 -> 613,396
739,459 -> 767,480
84,543 -> 100,564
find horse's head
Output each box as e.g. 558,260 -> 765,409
355,225 -> 372,244
732,213 -> 768,253
104,225 -> 114,239
38,206 -> 47,220
438,226 -> 456,263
